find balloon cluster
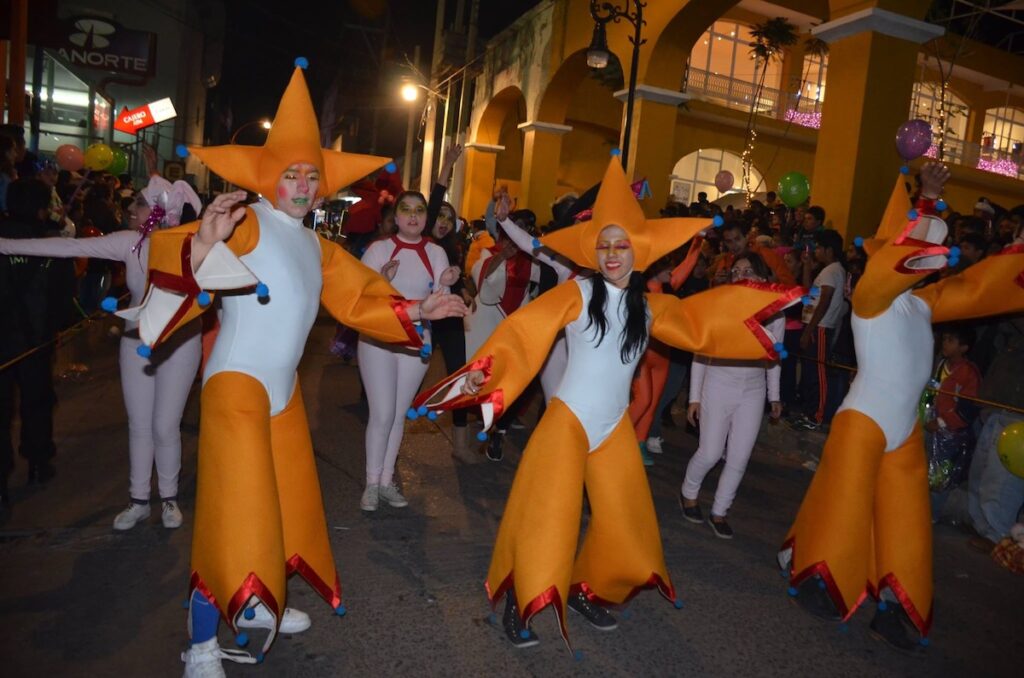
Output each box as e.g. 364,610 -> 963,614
55,142 -> 130,175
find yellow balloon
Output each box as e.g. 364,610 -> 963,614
84,143 -> 114,171
997,421 -> 1024,479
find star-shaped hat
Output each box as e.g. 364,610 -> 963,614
540,159 -> 713,271
186,59 -> 391,201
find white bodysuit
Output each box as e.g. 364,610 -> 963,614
204,199 -> 322,415
555,278 -> 645,452
837,291 -> 933,451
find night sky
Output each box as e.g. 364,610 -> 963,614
216,0 -> 540,157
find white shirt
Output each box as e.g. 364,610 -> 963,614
802,261 -> 847,329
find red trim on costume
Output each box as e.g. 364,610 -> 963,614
781,537 -> 872,624
190,570 -> 281,631
734,281 -> 805,359
389,296 -> 423,347
572,572 -> 676,609
389,235 -> 434,280
914,197 -> 937,215
411,354 -> 507,425
286,553 -> 343,609
148,238 -> 206,347
893,243 -> 951,275
876,573 -> 933,637
996,243 -> 1024,256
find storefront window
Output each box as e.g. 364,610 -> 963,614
23,50 -> 110,152
687,21 -> 783,115
670,148 -> 764,203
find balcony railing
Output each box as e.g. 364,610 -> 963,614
681,67 -> 1022,181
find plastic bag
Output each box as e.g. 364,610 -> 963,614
926,426 -> 974,492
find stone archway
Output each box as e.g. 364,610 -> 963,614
462,86 -> 527,219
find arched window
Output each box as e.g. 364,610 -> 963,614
670,148 -> 764,203
909,82 -> 969,163
686,21 -> 784,115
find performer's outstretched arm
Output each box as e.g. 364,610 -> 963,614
647,283 -> 801,361
912,244 -> 1024,322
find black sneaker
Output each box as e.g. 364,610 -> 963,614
679,493 -> 703,524
503,591 -> 539,648
869,601 -> 926,654
789,577 -> 842,621
567,591 -> 618,631
789,414 -> 819,432
486,432 -> 505,462
709,517 -> 734,539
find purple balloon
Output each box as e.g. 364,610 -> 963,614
896,119 -> 933,161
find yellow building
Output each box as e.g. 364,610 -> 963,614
455,0 -> 1024,240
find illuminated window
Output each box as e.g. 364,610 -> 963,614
686,21 -> 783,114
909,82 -> 968,162
670,148 -> 764,203
795,52 -> 826,113
983,107 -> 1024,155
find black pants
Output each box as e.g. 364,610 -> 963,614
780,327 -> 802,408
0,346 -> 57,478
798,326 -> 845,425
431,318 -> 467,427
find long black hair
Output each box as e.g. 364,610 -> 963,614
585,271 -> 649,364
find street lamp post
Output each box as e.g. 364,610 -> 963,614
587,0 -> 646,170
230,118 -> 272,144
401,45 -> 422,188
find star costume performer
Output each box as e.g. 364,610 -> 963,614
779,172 -> 1024,641
414,160 -> 802,645
119,62 -> 461,667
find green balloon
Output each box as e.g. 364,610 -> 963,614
108,147 -> 129,176
778,171 -> 811,208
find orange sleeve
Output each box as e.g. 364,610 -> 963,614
319,237 -> 422,346
465,232 -> 495,274
414,281 -> 583,427
669,235 -> 704,290
912,245 -> 1024,323
754,244 -> 796,286
647,282 -> 801,360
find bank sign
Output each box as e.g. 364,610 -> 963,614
42,17 -> 156,78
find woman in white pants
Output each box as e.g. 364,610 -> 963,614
0,176 -> 203,530
681,252 -> 784,539
358,190 -> 459,511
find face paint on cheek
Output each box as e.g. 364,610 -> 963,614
277,185 -> 289,200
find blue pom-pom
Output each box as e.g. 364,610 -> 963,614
920,637 -> 930,647
610,148 -> 621,157
854,236 -> 864,248
900,165 -> 910,175
574,650 -> 584,661
936,199 -> 947,212
949,246 -> 961,258
196,291 -> 211,308
294,56 -> 309,70
878,601 -> 888,611
415,324 -> 424,336
712,215 -> 724,228
419,345 -> 432,359
335,604 -> 347,617
532,238 -> 541,250
256,653 -> 265,664
175,144 -> 189,158
428,281 -> 434,290
801,295 -> 812,306
255,282 -> 269,298
519,629 -> 530,639
817,579 -> 826,590
787,586 -> 798,597
406,408 -> 419,420
384,162 -> 397,173
908,208 -> 919,221
137,344 -> 152,358
810,286 -> 819,296
100,296 -> 119,313
417,405 -> 428,416
427,411 -> 438,421
243,607 -> 256,620
235,633 -> 249,648
773,342 -> 785,353
673,599 -> 684,609
780,570 -> 789,578
476,431 -> 488,442
779,350 -> 788,359
487,613 -> 497,625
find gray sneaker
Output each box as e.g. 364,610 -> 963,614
360,484 -> 380,511
378,483 -> 408,508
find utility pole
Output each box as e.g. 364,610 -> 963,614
419,0 -> 447,194
403,45 -> 421,189
449,0 -> 479,213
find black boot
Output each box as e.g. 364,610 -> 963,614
502,590 -> 539,648
486,431 -> 505,462
567,591 -> 618,630
869,601 -> 926,653
789,576 -> 841,621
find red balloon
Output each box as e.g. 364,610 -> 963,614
55,144 -> 84,171
714,170 -> 735,193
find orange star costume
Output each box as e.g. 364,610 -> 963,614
120,62 -> 419,653
414,160 -> 802,645
780,177 -> 1024,638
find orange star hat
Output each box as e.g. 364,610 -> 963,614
185,59 -> 391,201
540,158 -> 713,271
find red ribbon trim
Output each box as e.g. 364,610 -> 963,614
190,570 -> 281,631
780,536 -> 872,623
411,354 -> 506,424
286,553 -> 343,609
389,296 -> 423,347
389,235 -> 435,280
147,237 -> 205,347
734,281 -> 805,358
876,572 -> 933,637
571,571 -> 676,609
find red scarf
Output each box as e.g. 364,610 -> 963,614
389,235 -> 434,280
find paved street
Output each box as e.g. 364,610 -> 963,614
1,316 -> 1021,677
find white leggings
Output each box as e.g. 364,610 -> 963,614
120,331 -> 202,501
358,338 -> 429,487
682,376 -> 765,518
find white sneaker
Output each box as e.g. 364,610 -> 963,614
237,602 -> 311,634
181,637 -> 256,677
378,483 -> 408,508
360,484 -> 380,511
162,500 -> 183,528
113,502 -> 150,530
646,437 -> 664,454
